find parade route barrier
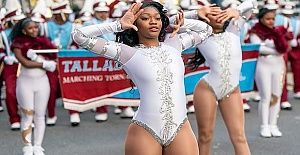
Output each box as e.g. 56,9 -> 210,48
58,44 -> 259,112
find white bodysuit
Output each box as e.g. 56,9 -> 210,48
197,31 -> 242,100
72,17 -> 212,147
125,43 -> 188,147
187,0 -> 256,100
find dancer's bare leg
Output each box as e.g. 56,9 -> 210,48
163,121 -> 199,155
125,124 -> 162,155
219,88 -> 251,155
193,80 -> 218,155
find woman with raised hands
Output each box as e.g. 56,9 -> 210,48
72,1 -> 216,155
184,0 -> 257,154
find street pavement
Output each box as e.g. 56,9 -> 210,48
0,93 -> 299,155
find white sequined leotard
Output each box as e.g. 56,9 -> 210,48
125,43 -> 187,147
72,18 -> 212,147
197,31 -> 242,100
188,0 -> 256,100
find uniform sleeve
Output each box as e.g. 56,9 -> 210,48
166,17 -> 212,52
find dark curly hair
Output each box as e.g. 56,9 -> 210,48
9,18 -> 34,42
116,1 -> 169,47
186,48 -> 206,70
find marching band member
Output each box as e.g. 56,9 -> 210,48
250,7 -> 288,138
11,17 -> 57,155
279,1 -> 300,110
287,4 -> 300,100
82,0 -> 135,122
263,0 -> 294,110
43,0 -> 79,126
0,8 -> 6,112
0,0 -> 26,130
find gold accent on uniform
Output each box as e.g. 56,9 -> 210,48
20,107 -> 34,145
22,126 -> 33,144
270,94 -> 278,107
21,107 -> 34,115
16,63 -> 21,77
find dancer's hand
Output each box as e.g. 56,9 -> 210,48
216,8 -> 239,24
197,4 -> 221,23
169,10 -> 184,38
120,2 -> 144,31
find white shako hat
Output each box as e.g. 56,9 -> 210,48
32,0 -> 48,22
79,0 -> 95,21
4,0 -> 26,22
93,0 -> 110,12
280,1 -> 296,15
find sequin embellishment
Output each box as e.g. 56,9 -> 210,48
213,33 -> 233,100
135,43 -> 177,145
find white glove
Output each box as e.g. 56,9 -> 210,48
42,60 -> 57,72
4,56 -> 17,65
27,49 -> 38,61
290,39 -> 297,47
35,55 -> 46,63
264,39 -> 275,48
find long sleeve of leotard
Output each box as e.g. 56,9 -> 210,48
166,14 -> 213,51
169,10 -> 212,34
226,0 -> 257,35
73,18 -> 213,59
72,20 -> 136,64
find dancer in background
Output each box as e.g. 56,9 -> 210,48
278,1 -> 300,110
185,0 -> 256,154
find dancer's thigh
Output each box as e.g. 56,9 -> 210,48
125,123 -> 162,155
